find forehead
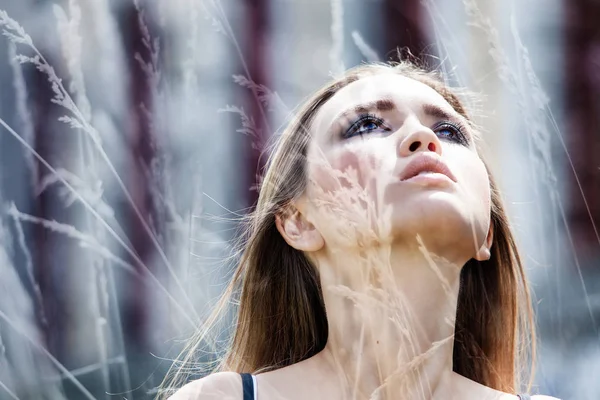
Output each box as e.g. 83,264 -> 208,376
312,73 -> 455,135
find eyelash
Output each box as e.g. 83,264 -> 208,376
432,121 -> 470,146
343,113 -> 390,139
342,114 -> 470,146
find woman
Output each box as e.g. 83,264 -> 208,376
163,60 -> 561,400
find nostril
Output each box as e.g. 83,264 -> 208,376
409,141 -> 420,152
428,142 -> 436,152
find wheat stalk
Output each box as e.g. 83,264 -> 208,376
0,9 -> 199,323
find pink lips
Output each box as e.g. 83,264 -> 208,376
399,154 -> 457,183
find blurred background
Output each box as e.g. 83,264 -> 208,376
0,0 -> 598,398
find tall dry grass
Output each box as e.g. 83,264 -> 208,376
0,0 -> 592,399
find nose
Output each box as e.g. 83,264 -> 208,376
396,121 -> 442,158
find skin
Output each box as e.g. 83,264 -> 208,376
170,73 -> 559,400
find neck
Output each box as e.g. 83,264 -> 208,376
314,237 -> 466,399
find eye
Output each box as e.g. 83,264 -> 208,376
433,121 -> 470,146
343,114 -> 390,139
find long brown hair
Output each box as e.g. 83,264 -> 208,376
159,60 -> 537,397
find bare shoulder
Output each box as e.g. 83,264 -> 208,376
532,396 -> 561,400
168,371 -> 243,400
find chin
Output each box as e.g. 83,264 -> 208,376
387,201 -> 489,255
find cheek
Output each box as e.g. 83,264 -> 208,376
307,141 -> 385,194
448,150 -> 490,199
470,161 -> 491,207
304,143 -> 388,245
457,157 -> 492,228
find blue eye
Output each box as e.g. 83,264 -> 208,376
362,120 -> 379,131
343,114 -> 389,139
433,122 -> 470,146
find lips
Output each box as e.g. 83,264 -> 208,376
399,154 -> 457,182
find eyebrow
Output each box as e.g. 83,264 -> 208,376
353,98 -> 396,114
422,103 -> 459,122
329,98 -> 396,129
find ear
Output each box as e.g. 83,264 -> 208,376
275,204 -> 324,252
474,220 -> 494,261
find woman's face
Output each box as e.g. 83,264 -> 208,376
302,72 -> 492,259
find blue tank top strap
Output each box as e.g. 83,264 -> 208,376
240,372 -> 256,400
517,395 -> 531,400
